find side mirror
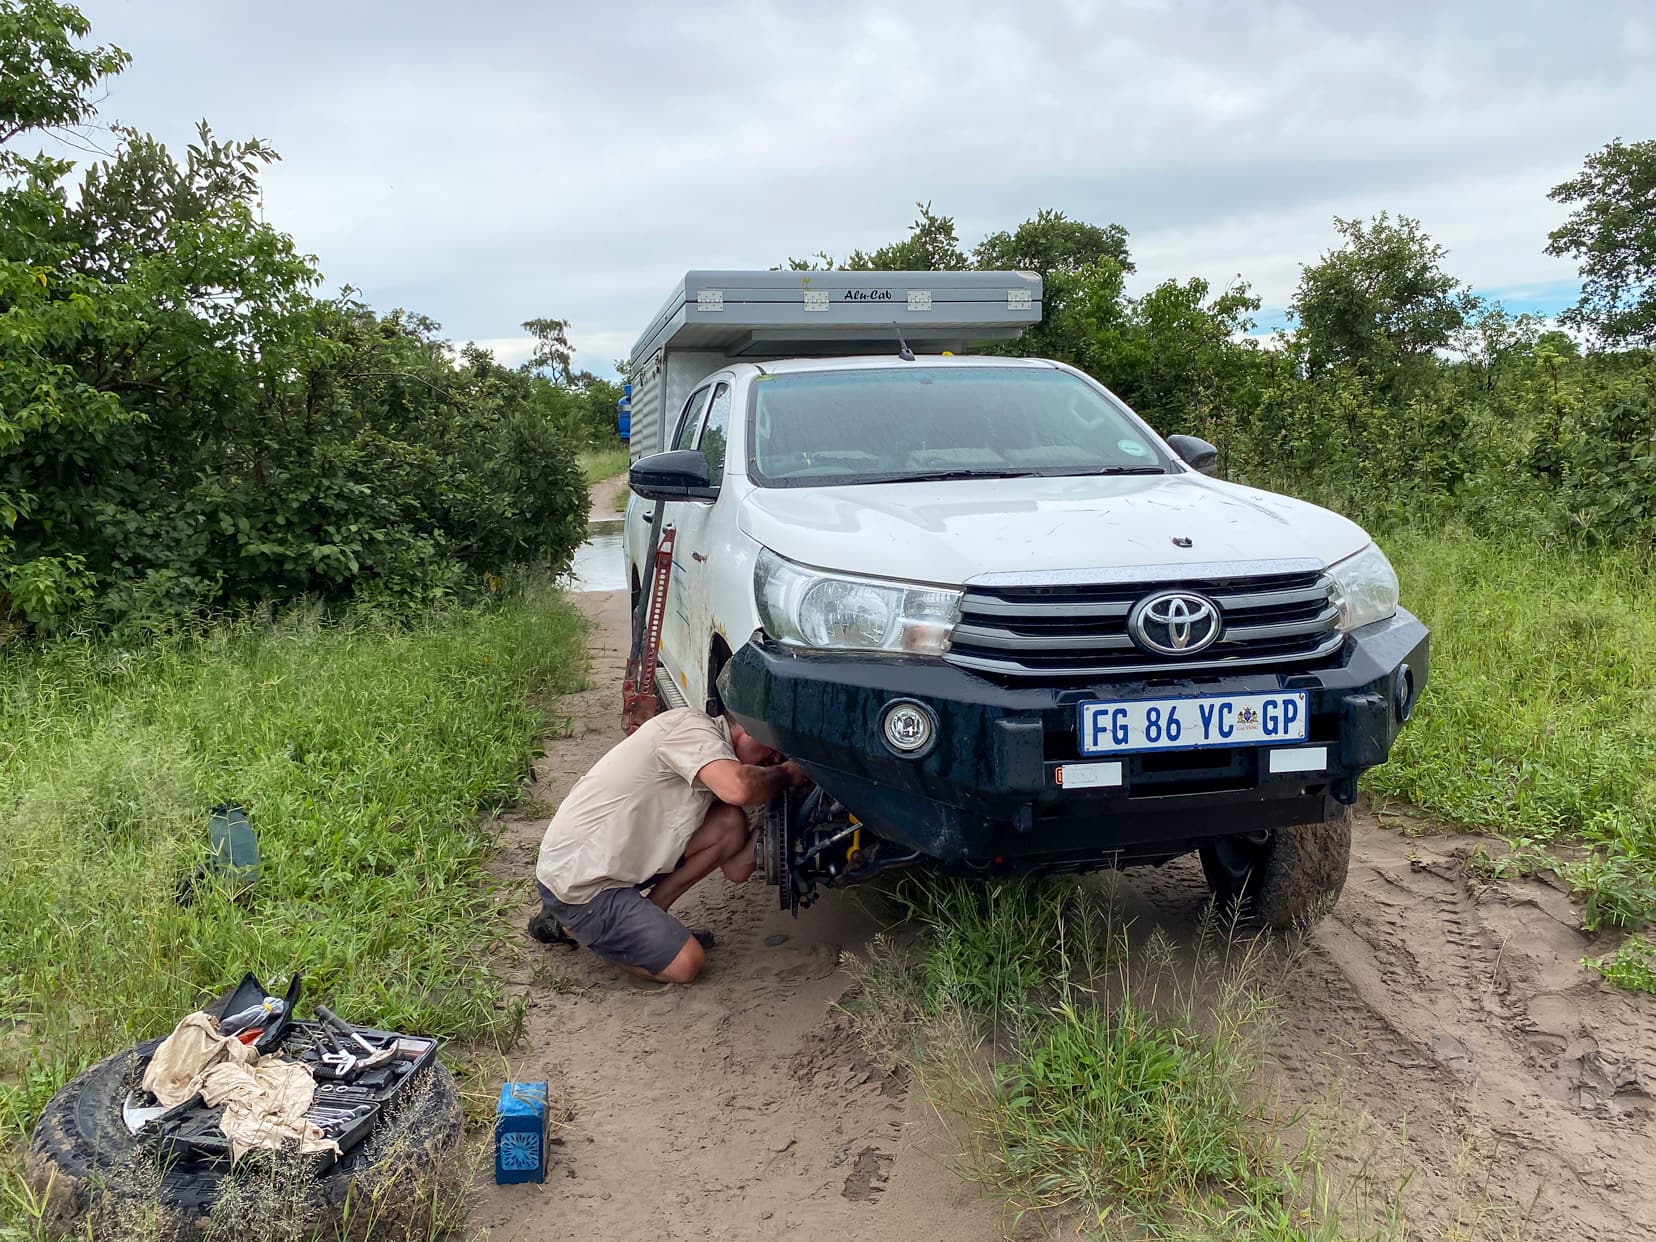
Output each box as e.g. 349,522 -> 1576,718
1166,434 -> 1219,477
629,449 -> 718,502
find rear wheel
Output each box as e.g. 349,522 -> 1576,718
1198,805 -> 1352,929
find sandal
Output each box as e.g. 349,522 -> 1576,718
527,909 -> 579,950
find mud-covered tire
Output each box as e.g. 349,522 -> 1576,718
26,1037 -> 464,1239
1199,804 -> 1352,929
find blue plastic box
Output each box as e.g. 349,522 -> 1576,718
493,1081 -> 549,1184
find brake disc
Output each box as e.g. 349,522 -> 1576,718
760,796 -> 800,915
778,845 -> 798,915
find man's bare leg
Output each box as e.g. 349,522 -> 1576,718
619,934 -> 705,985
608,804 -> 752,984
646,802 -> 752,912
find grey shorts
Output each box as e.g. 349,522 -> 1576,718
537,882 -> 690,975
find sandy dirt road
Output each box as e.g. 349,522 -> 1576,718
476,580 -> 1656,1241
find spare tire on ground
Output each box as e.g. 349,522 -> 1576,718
27,1037 -> 466,1241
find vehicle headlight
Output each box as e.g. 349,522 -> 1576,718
1327,542 -> 1399,631
754,548 -> 961,655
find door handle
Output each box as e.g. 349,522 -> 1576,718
691,552 -> 707,563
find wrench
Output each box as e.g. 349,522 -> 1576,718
313,1005 -> 395,1068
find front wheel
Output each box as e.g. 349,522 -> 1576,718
1198,805 -> 1352,929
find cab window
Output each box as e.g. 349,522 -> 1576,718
698,383 -> 732,482
671,386 -> 710,452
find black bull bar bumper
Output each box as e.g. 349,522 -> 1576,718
721,610 -> 1428,868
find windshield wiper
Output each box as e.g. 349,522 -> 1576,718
864,468 -> 1050,484
853,465 -> 1168,485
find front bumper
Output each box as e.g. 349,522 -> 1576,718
723,609 -> 1428,868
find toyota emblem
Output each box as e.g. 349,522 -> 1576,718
1128,591 -> 1221,656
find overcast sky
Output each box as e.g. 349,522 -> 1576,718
52,1 -> 1656,375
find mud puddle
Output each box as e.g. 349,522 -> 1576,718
564,520 -> 624,594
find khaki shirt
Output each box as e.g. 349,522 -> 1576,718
535,709 -> 736,905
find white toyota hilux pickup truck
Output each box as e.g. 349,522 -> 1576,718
622,271 -> 1427,926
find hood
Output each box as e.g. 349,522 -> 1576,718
737,473 -> 1371,585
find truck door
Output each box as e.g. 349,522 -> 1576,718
653,383 -> 711,701
660,377 -> 733,712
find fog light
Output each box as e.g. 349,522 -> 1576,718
881,700 -> 935,756
1394,664 -> 1416,722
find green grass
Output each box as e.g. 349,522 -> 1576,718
0,583 -> 586,1198
1584,936 -> 1656,995
1366,527 -> 1656,939
579,447 -> 630,486
850,877 -> 1405,1240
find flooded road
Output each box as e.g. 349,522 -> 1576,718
565,518 -> 626,594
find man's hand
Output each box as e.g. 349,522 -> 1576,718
779,760 -> 809,788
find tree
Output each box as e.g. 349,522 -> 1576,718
1105,277 -> 1268,443
845,202 -> 968,270
1546,138 -> 1656,347
783,202 -> 969,272
0,0 -> 128,148
1291,213 -> 1478,387
2,0 -> 135,621
521,316 -> 575,384
973,208 -> 1134,279
1454,301 -> 1541,393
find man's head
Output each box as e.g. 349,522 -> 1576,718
728,721 -> 783,767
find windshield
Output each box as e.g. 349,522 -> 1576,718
748,366 -> 1173,487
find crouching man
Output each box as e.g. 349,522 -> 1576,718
530,707 -> 805,985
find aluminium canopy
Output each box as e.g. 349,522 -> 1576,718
629,269 -> 1043,367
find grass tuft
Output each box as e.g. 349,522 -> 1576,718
1584,936 -> 1656,994
849,875 -> 1406,1239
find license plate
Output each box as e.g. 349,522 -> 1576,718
1076,692 -> 1309,756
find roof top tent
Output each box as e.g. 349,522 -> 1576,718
625,269 -> 1043,459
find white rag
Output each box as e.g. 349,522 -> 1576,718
142,1012 -> 339,1161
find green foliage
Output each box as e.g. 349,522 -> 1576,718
1291,213 -> 1479,390
0,0 -> 128,146
0,582 -> 585,1186
1547,137 -> 1656,347
785,201 -> 969,272
883,875 -> 1113,1015
0,1 -> 590,632
1526,364 -> 1656,549
995,998 -> 1258,1210
973,207 -> 1134,279
1096,277 -> 1272,448
1584,936 -> 1656,994
851,201 -> 969,271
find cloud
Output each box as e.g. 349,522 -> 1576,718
51,1 -> 1656,376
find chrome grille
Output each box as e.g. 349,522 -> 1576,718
945,567 -> 1344,680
